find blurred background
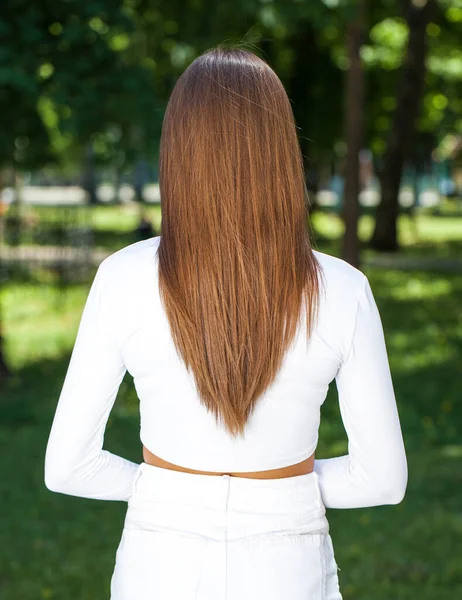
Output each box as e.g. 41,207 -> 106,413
0,1 -> 461,598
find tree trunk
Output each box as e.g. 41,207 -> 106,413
82,143 -> 98,205
341,0 -> 366,268
133,157 -> 149,203
370,0 -> 435,251
0,172 -> 9,384
285,23 -> 326,218
0,297 -> 9,385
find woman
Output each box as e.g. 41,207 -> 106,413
44,45 -> 408,599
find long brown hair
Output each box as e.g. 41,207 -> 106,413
158,44 -> 322,438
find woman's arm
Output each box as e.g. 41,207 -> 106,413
314,274 -> 408,509
44,259 -> 140,501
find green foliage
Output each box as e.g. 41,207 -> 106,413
0,0 -> 158,170
365,0 -> 462,157
1,0 -> 461,175
362,18 -> 408,70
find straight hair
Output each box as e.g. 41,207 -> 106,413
158,45 -> 323,438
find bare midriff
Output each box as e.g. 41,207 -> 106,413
142,446 -> 315,479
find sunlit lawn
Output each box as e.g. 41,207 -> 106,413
1,209 -> 461,599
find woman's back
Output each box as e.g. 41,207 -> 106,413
107,235 -> 358,470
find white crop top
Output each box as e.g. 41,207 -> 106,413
44,235 -> 408,508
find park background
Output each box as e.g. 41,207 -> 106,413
1,0 -> 461,598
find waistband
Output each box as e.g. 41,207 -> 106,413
125,462 -> 329,542
130,462 -> 324,506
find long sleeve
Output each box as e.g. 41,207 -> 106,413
314,274 -> 408,509
44,259 -> 140,501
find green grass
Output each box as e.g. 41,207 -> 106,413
1,209 -> 461,599
312,207 -> 462,258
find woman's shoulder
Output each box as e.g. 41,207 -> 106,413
92,236 -> 162,308
99,235 -> 161,276
311,250 -> 368,354
312,248 -> 366,293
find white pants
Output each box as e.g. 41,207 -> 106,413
110,462 -> 342,599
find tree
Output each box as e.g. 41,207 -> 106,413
369,0 -> 436,251
0,0 -> 158,183
342,0 -> 367,267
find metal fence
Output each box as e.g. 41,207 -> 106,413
0,203 -> 95,285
